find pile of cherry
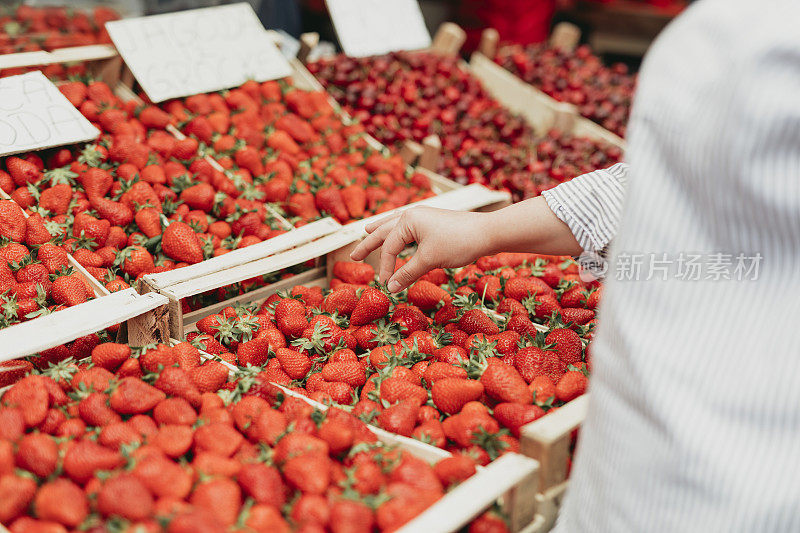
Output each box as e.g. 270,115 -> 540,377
308,51 -> 622,201
495,43 -> 635,138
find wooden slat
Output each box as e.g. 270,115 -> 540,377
162,228 -> 363,300
67,254 -> 110,298
520,394 -> 589,492
143,218 -> 341,291
398,453 -> 539,533
50,44 -> 118,63
418,134 -> 442,172
0,289 -> 169,361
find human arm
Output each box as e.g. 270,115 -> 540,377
350,162 -> 629,291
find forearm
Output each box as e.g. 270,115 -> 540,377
481,196 -> 583,256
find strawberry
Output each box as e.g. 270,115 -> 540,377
341,184 -> 367,219
238,462 -> 286,508
555,370 -> 588,402
283,452 -> 331,495
333,261 -> 375,285
561,307 -> 595,325
118,245 -> 155,279
408,280 -> 451,310
190,361 -> 230,393
153,424 -> 193,458
154,367 -> 202,407
315,187 -> 349,222
530,375 -> 557,405
423,361 -> 468,384
546,328 -> 583,364
139,344 -> 176,372
0,200 -> 26,242
274,347 -> 312,379
162,221 -> 204,264
16,432 -> 59,478
139,105 -> 172,129
97,473 -> 154,521
433,454 -> 477,486
330,499 -> 374,533
431,378 -> 484,414
134,207 -> 162,237
91,342 -> 131,371
180,182 -> 215,212
78,392 -> 121,426
6,156 -> 41,186
350,287 -> 391,326
190,478 -> 242,526
0,360 -> 33,387
132,453 -> 192,500
51,273 -> 89,306
58,81 -> 88,107
33,478 -> 89,527
376,401 -> 419,437
237,337 -> 272,367
0,473 -> 37,524
274,298 -> 308,338
458,309 -> 500,335
153,397 -> 197,426
63,439 -> 124,484
514,345 -> 561,384
479,358 -> 531,404
80,167 -> 113,198
493,403 -> 545,437
109,377 -> 166,414
322,285 -> 359,315
321,361 -> 367,387
2,375 -> 49,427
90,195 -> 134,226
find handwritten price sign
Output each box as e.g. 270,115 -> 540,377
0,71 -> 99,157
326,0 -> 431,57
105,3 -> 292,103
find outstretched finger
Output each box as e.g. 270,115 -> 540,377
365,213 -> 400,234
387,254 -> 429,292
350,217 -> 399,261
379,218 -> 415,284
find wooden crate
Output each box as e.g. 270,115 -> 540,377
0,44 -> 128,86
139,183 -> 510,339
470,25 -> 627,151
272,383 -> 540,533
0,287 -> 169,363
519,393 -> 590,531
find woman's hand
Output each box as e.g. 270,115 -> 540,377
350,207 -> 493,292
350,197 -> 582,292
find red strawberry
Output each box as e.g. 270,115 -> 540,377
341,184 -> 367,219
546,328 -> 583,364
274,298 -> 308,338
134,207 -> 162,237
6,157 -> 41,186
16,432 -> 58,478
51,274 -> 89,306
58,81 -> 88,107
154,367 -> 202,407
283,452 -> 331,495
97,473 -> 154,521
493,403 -> 545,437
479,358 -> 531,404
332,261 -> 375,284
458,309 -> 500,336
33,478 -> 89,527
0,473 -> 37,524
408,280 -> 450,310
514,345 -> 561,384
109,377 -> 166,414
350,287 -> 390,326
162,221 -> 203,264
237,462 -> 286,508
63,439 -> 124,484
190,478 -> 242,526
433,454 -> 477,486
529,375 -> 557,405
376,401 -> 419,437
190,361 -> 230,393
2,375 -> 49,427
431,378 -> 484,414
555,371 -> 588,402
274,347 -> 311,379
91,343 -> 131,371
0,200 -> 26,242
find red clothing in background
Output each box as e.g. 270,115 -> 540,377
458,0 -> 556,51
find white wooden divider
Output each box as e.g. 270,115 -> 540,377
143,217 -> 341,291
0,289 -> 168,361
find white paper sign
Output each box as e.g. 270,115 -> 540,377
326,0 -> 431,57
105,3 -> 293,103
0,71 -> 100,157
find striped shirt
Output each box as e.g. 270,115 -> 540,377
547,1 -> 800,531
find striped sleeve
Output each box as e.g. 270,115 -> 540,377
541,162 -> 629,254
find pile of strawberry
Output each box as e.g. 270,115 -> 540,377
0,339 -> 503,532
0,77 -> 434,297
0,5 -> 119,79
160,79 -> 434,223
191,252 -> 598,460
495,43 -> 636,138
308,51 -> 622,201
0,199 -> 98,330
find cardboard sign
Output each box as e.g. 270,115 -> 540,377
326,0 -> 431,57
105,3 -> 292,103
0,71 -> 100,157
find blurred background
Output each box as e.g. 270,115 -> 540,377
22,0 -> 687,71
